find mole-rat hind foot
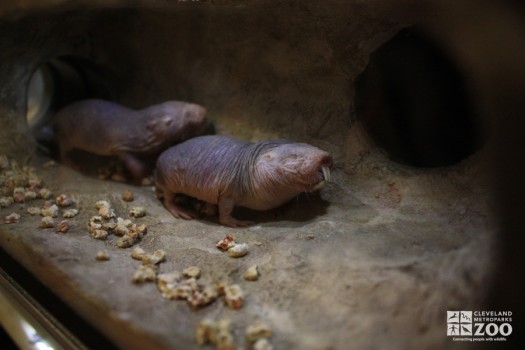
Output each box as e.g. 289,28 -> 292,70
165,201 -> 197,220
160,191 -> 198,220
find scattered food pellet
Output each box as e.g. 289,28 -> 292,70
131,246 -> 146,261
98,204 -> 116,220
216,234 -> 236,251
227,243 -> 249,258
63,208 -> 79,218
42,200 -> 55,209
116,235 -> 134,248
121,189 -> 134,202
253,338 -> 273,350
38,188 -> 53,200
27,176 -> 42,190
56,194 -> 74,207
102,219 -> 117,231
246,321 -> 272,343
224,284 -> 244,309
91,229 -> 109,240
96,250 -> 110,261
157,271 -> 183,294
195,318 -> 217,346
217,235 -> 250,258
174,278 -> 199,299
0,196 -> 14,208
142,250 -> 166,265
187,284 -> 219,309
27,206 -> 41,215
12,187 -> 25,202
88,215 -> 103,230
157,272 -> 189,299
55,220 -> 70,234
132,265 -> 157,284
216,317 -> 235,350
112,217 -> 129,235
243,265 -> 260,281
129,206 -> 146,218
157,270 -> 218,308
41,204 -> 59,218
4,212 -> 20,224
136,223 -> 147,235
24,191 -> 37,200
95,200 -> 111,209
183,266 -> 201,279
39,216 -> 55,228
91,210 -> 147,248
195,317 -> 241,349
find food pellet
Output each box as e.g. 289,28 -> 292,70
183,266 -> 201,279
227,243 -> 249,258
129,206 -> 146,218
39,216 -> 54,228
56,194 -> 74,207
131,247 -> 146,261
4,212 -> 20,224
55,220 -> 70,233
27,207 -> 41,215
96,251 -> 110,261
41,204 -> 59,218
63,208 -> 79,218
243,265 -> 260,281
122,189 -> 134,202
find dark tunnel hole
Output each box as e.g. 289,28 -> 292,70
355,27 -> 483,168
26,55 -> 116,153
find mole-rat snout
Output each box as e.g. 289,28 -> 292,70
185,105 -> 207,123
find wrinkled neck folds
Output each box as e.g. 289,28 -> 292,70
228,141 -> 299,206
114,113 -> 165,153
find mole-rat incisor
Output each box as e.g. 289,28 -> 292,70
155,135 -> 333,227
53,99 -> 208,180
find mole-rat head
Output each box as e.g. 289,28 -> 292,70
149,102 -> 208,139
258,142 -> 333,192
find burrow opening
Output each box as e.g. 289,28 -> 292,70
355,27 -> 483,168
26,55 -> 116,152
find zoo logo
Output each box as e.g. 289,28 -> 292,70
447,311 -> 513,338
447,311 -> 472,336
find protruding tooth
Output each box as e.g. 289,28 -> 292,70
322,166 -> 331,182
312,180 -> 326,191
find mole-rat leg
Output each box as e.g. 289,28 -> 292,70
162,190 -> 196,220
58,145 -> 80,170
218,196 -> 254,228
118,152 -> 148,180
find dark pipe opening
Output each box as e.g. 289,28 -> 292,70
355,27 -> 482,168
26,56 -> 116,152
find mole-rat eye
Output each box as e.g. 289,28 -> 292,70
162,115 -> 173,126
263,154 -> 273,161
